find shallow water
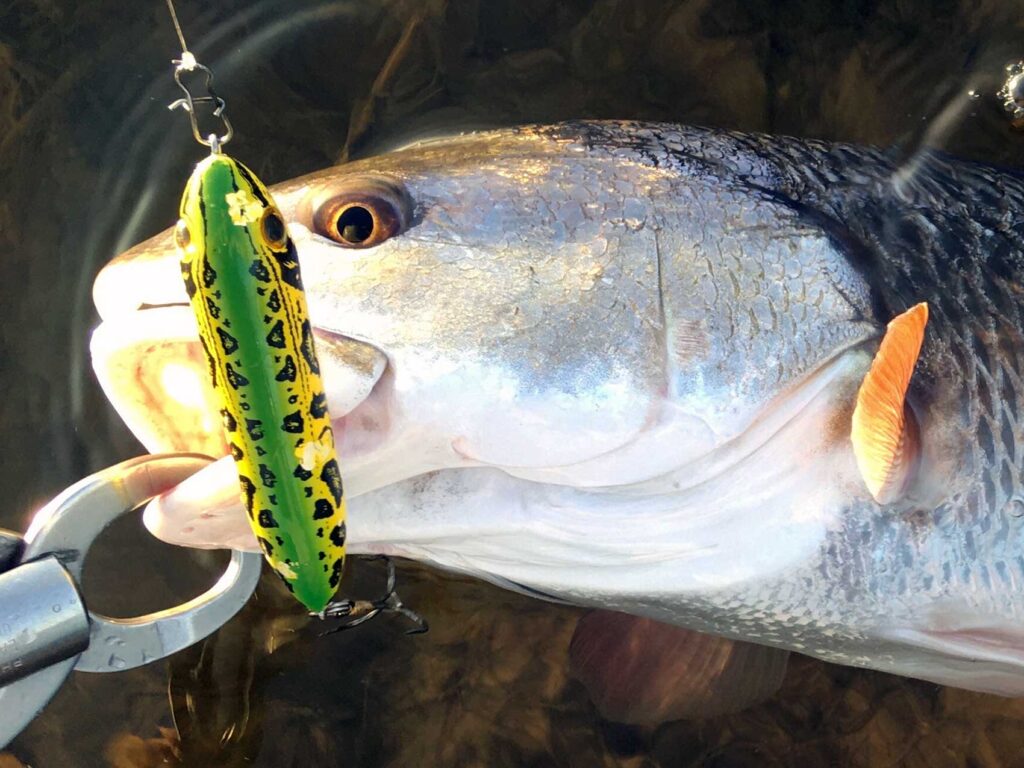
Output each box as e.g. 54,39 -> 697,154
2,0 -> 1024,765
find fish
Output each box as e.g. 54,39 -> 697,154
91,121 -> 1024,698
175,153 -> 347,612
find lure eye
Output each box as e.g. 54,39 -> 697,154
310,178 -> 410,248
260,208 -> 289,251
174,219 -> 191,251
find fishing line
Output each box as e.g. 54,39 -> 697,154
165,0 -> 191,59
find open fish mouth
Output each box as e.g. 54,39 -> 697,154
91,300 -> 391,553
90,303 -> 390,469
92,230 -> 390,461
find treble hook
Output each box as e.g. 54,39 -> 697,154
316,556 -> 429,637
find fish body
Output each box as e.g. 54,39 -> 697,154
92,122 -> 1024,694
177,153 -> 345,612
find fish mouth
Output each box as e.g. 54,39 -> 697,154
90,303 -> 391,463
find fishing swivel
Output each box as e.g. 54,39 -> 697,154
169,57 -> 233,153
317,556 -> 429,637
164,0 -> 232,152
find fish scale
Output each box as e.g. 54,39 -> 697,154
176,153 -> 346,612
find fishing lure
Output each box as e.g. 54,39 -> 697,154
162,0 -> 421,630
174,152 -> 347,612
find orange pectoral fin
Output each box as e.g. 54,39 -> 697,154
851,302 -> 928,503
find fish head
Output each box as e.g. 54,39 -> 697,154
98,126 -> 877,486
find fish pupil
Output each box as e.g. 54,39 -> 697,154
336,206 -> 374,244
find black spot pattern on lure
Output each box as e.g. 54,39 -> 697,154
249,259 -> 272,283
202,258 -> 217,288
259,464 -> 277,488
282,411 -> 304,433
225,363 -> 249,389
313,499 -> 334,520
300,320 -> 320,375
329,522 -> 347,548
320,459 -> 343,505
182,269 -> 198,299
310,392 -> 328,419
239,476 -> 257,518
179,154 -> 347,613
276,355 -> 297,382
267,289 -> 281,312
273,240 -> 304,290
266,320 -> 286,348
329,558 -> 343,589
217,327 -> 239,355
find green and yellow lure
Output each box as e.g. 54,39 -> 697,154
175,152 -> 346,612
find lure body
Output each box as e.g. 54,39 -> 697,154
175,153 -> 346,612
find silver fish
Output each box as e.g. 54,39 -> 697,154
92,121 -> 1024,695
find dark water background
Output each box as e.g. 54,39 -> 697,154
3,0 -> 1024,765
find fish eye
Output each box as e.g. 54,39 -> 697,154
309,178 -> 410,248
260,207 -> 289,251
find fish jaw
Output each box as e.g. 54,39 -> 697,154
145,339 -> 871,579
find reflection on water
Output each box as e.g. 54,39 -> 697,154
2,0 -> 1024,764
